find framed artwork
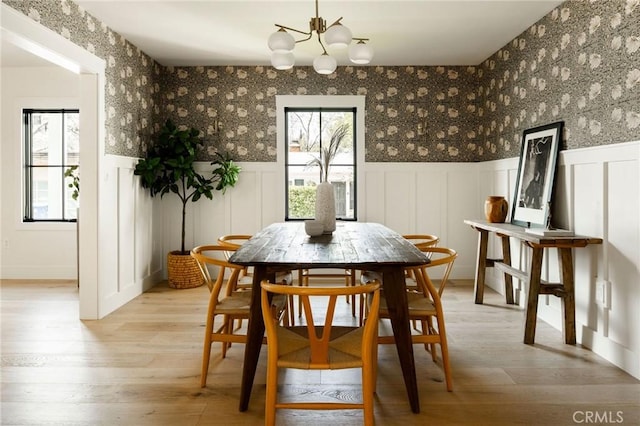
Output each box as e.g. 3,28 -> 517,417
511,121 -> 563,228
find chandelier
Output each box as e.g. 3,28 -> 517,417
267,0 -> 374,74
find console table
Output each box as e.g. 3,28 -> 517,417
464,219 -> 602,344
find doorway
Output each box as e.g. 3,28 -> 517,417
1,3 -> 104,319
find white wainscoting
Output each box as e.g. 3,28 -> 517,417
165,144 -> 639,378
95,155 -> 163,317
476,141 -> 640,379
159,161 -> 482,282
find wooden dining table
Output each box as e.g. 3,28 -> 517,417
229,221 -> 430,414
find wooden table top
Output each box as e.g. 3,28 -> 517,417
464,219 -> 603,247
229,222 -> 430,270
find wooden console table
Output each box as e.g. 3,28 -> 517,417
464,219 -> 602,344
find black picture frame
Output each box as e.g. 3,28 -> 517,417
511,121 -> 563,228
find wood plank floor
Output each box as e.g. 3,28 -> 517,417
1,279 -> 638,425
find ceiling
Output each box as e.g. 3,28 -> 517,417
2,0 -> 563,68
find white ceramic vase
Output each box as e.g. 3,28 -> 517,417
315,182 -> 336,234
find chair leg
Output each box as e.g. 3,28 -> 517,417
201,317 -> 215,388
221,316 -> 231,358
297,270 -> 308,319
362,361 -> 376,426
435,316 -> 453,392
423,318 -> 438,361
372,320 -> 379,394
345,271 -> 357,317
264,361 -> 278,426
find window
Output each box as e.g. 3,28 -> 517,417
23,109 -> 79,222
285,108 -> 357,220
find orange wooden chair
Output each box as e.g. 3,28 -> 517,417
191,245 -> 287,387
260,280 -> 381,426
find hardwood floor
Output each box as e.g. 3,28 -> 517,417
1,278 -> 638,425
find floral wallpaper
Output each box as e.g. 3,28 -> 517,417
4,0 -> 639,163
3,0 -> 162,156
160,64 -> 479,162
478,0 -> 640,159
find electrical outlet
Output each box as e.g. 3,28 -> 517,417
2,240 -> 8,248
596,280 -> 611,309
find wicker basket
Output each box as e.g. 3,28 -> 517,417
167,251 -> 204,289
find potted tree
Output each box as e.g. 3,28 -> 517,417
134,119 -> 240,289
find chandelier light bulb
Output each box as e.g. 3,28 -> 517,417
324,23 -> 352,48
348,40 -> 374,64
267,0 -> 372,74
313,53 -> 337,74
268,29 -> 295,52
271,51 -> 295,70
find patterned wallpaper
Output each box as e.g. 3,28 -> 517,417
3,0 -> 162,156
161,64 -> 479,162
4,0 -> 639,162
478,0 -> 640,160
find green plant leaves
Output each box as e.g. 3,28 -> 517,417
133,119 -> 241,252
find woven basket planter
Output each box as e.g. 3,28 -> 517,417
167,251 -> 204,289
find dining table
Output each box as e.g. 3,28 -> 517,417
229,221 -> 430,414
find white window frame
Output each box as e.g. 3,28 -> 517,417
276,95 -> 366,222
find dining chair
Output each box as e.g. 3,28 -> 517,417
402,234 -> 439,285
363,246 -> 457,391
297,267 -> 359,319
191,245 -> 288,388
218,234 -> 295,324
358,234 -> 439,323
217,234 -> 254,288
260,280 -> 381,426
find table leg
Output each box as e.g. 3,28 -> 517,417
239,266 -> 269,412
499,234 -> 515,305
558,248 -> 576,344
381,266 -> 420,414
473,228 -> 489,304
524,246 -> 544,344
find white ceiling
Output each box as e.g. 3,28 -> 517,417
2,0 -> 564,68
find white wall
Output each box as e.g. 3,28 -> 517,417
0,66 -> 79,278
477,141 -> 640,379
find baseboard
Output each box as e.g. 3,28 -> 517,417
0,265 -> 76,280
580,326 -> 640,380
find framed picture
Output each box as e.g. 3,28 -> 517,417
511,121 -> 563,228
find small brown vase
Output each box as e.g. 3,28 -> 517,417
484,196 -> 508,223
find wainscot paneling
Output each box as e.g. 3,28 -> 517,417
157,144 -> 639,379
97,156 -> 162,317
164,161 -> 481,285
476,141 -> 640,379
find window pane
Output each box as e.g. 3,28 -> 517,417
65,112 -> 80,166
64,188 -> 78,220
328,166 -> 355,219
32,168 -> 63,219
31,112 -> 64,166
287,165 -> 316,219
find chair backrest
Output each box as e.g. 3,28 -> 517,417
403,234 -> 440,250
217,235 -> 252,260
191,245 -> 244,296
414,246 -> 457,297
261,281 -> 381,368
